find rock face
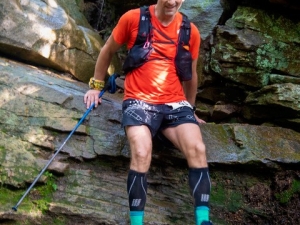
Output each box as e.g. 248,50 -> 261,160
200,4 -> 300,130
1,0 -> 300,129
0,0 -> 300,224
0,0 -> 121,82
211,19 -> 299,87
180,0 -> 224,40
0,57 -> 299,224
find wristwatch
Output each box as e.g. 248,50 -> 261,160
89,77 -> 105,91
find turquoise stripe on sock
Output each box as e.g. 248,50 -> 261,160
130,211 -> 144,216
196,206 -> 209,211
195,206 -> 209,225
130,211 -> 144,225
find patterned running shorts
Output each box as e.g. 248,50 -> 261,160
122,99 -> 198,137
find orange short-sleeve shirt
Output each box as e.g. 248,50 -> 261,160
113,5 -> 201,104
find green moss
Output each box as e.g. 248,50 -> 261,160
275,179 -> 300,204
34,172 -> 57,212
211,184 -> 227,205
53,216 -> 67,225
211,186 -> 243,212
0,187 -> 25,210
0,145 -> 5,160
227,190 -> 243,212
255,41 -> 289,72
1,128 -> 8,134
0,171 -> 57,215
210,173 -> 245,213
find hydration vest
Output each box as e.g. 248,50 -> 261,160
122,6 -> 193,81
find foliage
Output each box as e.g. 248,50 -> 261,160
275,179 -> 300,204
0,171 -> 57,215
34,171 -> 58,212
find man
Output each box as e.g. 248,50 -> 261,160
84,0 -> 212,224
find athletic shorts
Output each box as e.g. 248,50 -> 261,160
122,99 -> 198,137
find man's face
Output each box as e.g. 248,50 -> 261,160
156,0 -> 185,16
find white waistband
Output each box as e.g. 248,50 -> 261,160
165,100 -> 192,110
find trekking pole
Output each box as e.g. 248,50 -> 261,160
12,73 -> 120,211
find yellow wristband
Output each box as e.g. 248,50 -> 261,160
88,78 -> 105,91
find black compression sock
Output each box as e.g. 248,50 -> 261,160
188,167 -> 211,207
127,170 -> 148,211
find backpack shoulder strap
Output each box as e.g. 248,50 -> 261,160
134,6 -> 151,46
179,13 -> 191,45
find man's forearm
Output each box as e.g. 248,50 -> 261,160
184,79 -> 197,106
184,59 -> 199,106
93,34 -> 122,81
93,46 -> 114,81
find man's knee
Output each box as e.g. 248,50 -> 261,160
196,142 -> 206,156
186,142 -> 206,159
184,141 -> 208,168
130,148 -> 152,172
131,149 -> 152,162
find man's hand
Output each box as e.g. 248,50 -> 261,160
194,113 -> 206,124
84,89 -> 101,109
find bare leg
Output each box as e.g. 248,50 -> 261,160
125,125 -> 152,225
162,123 -> 211,225
126,125 -> 153,172
162,123 -> 207,168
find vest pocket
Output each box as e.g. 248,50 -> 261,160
175,44 -> 192,81
122,43 -> 153,74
